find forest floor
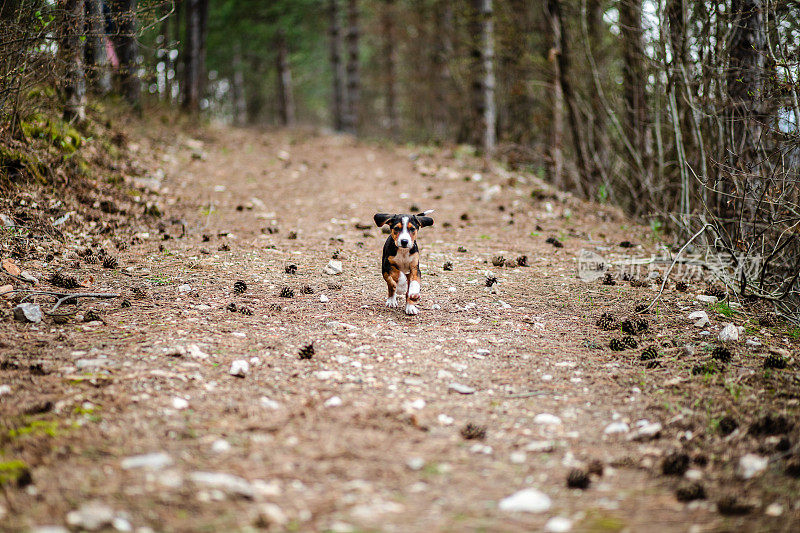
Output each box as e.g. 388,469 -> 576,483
1,117 -> 800,532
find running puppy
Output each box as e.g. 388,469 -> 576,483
373,211 -> 434,315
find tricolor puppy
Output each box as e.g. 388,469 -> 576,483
374,210 -> 434,315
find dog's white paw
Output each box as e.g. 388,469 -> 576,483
405,304 -> 419,315
386,295 -> 398,308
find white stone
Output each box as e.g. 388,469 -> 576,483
685,469 -> 703,481
257,503 -> 288,526
525,440 -> 555,453
533,413 -> 562,425
177,284 -> 192,293
66,501 -> 115,531
498,488 -> 552,513
437,413 -> 454,425
121,452 -> 173,470
112,517 -> 132,532
186,344 -> 209,359
320,294 -> 329,303
260,396 -> 281,409
509,452 -> 526,464
323,260 -> 343,275
476,348 -> 490,356
688,310 -> 709,327
229,360 -> 249,377
324,396 -> 343,407
628,422 -> 662,441
171,397 -> 189,410
544,517 -> 573,532
406,457 -> 425,471
541,374 -> 553,381
448,383 -> 476,394
696,294 -> 718,303
765,503 -> 784,517
189,471 -> 254,498
13,303 -> 42,323
737,453 -> 768,479
603,422 -> 630,434
211,439 -> 231,453
0,384 -> 11,395
719,323 -> 739,342
405,398 -> 426,410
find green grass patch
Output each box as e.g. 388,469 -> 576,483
710,301 -> 734,317
0,459 -> 30,486
7,419 -> 60,439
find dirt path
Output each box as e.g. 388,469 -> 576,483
2,125 -> 798,532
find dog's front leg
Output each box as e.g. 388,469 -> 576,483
405,268 -> 421,315
384,270 -> 400,308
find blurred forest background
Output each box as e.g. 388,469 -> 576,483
1,0 -> 799,314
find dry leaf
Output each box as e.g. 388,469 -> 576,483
2,258 -> 21,277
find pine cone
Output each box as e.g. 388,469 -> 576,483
621,319 -> 637,335
609,338 -> 626,351
279,287 -> 294,298
602,272 -> 616,286
239,306 -> 253,316
233,280 -> 247,294
287,231 -> 298,240
546,236 -> 563,248
285,264 -> 298,274
516,255 -> 529,267
621,336 -> 638,349
629,278 -> 646,287
326,282 -> 342,290
226,302 -> 238,312
597,313 -> 616,331
443,261 -> 453,271
675,482 -> 706,502
758,313 -> 776,327
763,354 -> 787,369
566,469 -> 590,489
102,255 -> 118,269
132,286 -> 147,299
298,343 -> 315,360
485,275 -> 498,287
641,345 -> 659,361
675,280 -> 688,292
49,272 -> 79,289
460,423 -> 487,440
492,256 -> 506,267
301,285 -> 314,294
711,346 -> 732,363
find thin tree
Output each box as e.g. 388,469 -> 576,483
59,0 -> 86,121
469,0 -> 496,154
87,0 -> 111,95
343,0 -> 360,134
328,0 -> 345,131
231,42 -> 247,126
117,0 -> 140,108
618,0 -> 651,190
380,0 -> 398,136
546,0 -> 591,194
276,29 -> 296,126
183,0 -> 203,112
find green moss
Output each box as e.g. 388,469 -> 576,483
0,143 -> 46,183
20,112 -> 83,154
8,420 -> 60,439
0,459 -> 30,486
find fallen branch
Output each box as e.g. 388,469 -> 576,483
1,289 -> 120,316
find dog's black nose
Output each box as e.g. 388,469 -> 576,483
400,239 -> 409,247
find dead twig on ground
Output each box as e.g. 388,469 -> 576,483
1,289 -> 120,316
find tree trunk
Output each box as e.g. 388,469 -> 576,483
431,1 -> 453,141
618,0 -> 651,183
546,0 -> 591,194
117,0 -> 140,108
59,0 -> 86,122
381,0 -> 398,136
469,0 -> 496,154
328,0 -> 345,131
549,46 -> 564,189
727,0 -> 765,236
231,43 -> 247,126
87,0 -> 111,95
343,0 -> 360,134
276,30 -> 296,126
183,0 -> 202,112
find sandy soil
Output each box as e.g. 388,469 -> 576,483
1,122 -> 799,532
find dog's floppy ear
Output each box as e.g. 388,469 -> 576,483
374,213 -> 394,227
416,216 -> 434,228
